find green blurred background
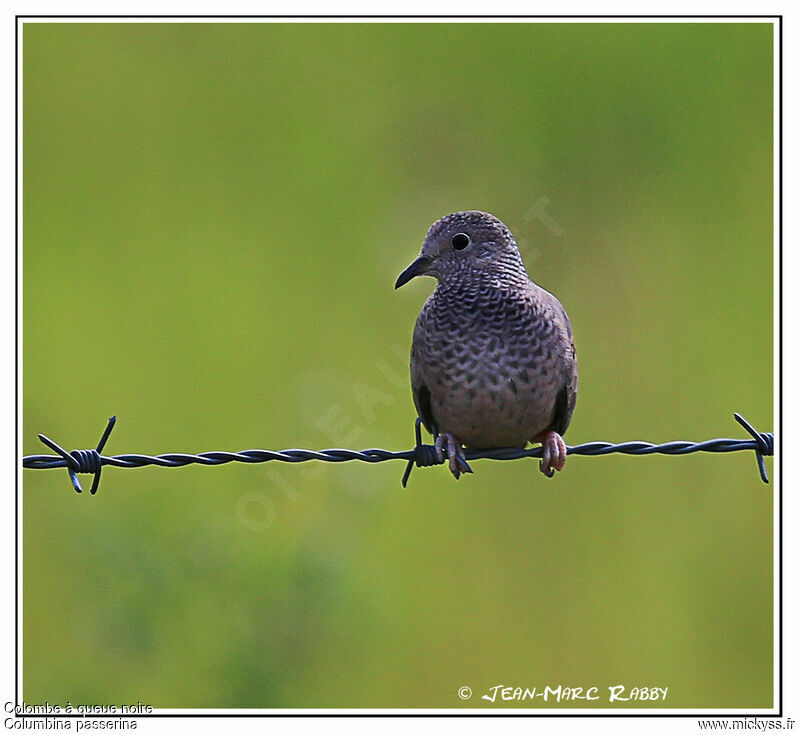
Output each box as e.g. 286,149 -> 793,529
22,22 -> 774,709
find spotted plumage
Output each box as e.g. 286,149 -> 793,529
395,210 -> 578,479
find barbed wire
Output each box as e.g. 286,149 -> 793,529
21,412 -> 774,494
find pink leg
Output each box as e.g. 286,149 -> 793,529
533,430 -> 567,478
434,433 -> 472,480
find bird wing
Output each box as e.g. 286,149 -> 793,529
547,300 -> 578,437
413,383 -> 436,435
410,302 -> 439,435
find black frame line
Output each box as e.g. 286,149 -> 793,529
14,12 -> 783,719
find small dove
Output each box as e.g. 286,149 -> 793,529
395,210 -> 578,479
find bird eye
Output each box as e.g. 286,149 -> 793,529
451,233 -> 471,251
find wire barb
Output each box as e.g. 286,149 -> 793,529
22,413 -> 773,494
733,412 -> 774,483
35,416 -> 117,494
401,417 -> 444,488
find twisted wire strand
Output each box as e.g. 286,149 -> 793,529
21,413 -> 774,493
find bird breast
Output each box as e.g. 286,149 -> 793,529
411,281 -> 571,448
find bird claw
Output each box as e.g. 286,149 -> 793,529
536,431 -> 567,478
435,433 -> 472,480
433,433 -> 446,465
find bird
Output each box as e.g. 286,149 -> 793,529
395,210 -> 578,480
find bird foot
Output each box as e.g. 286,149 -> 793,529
434,433 -> 473,480
534,430 -> 567,477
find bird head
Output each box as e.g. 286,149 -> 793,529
395,210 -> 526,289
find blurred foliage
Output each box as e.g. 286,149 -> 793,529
23,22 -> 773,708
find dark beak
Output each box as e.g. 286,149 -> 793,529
395,255 -> 433,289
